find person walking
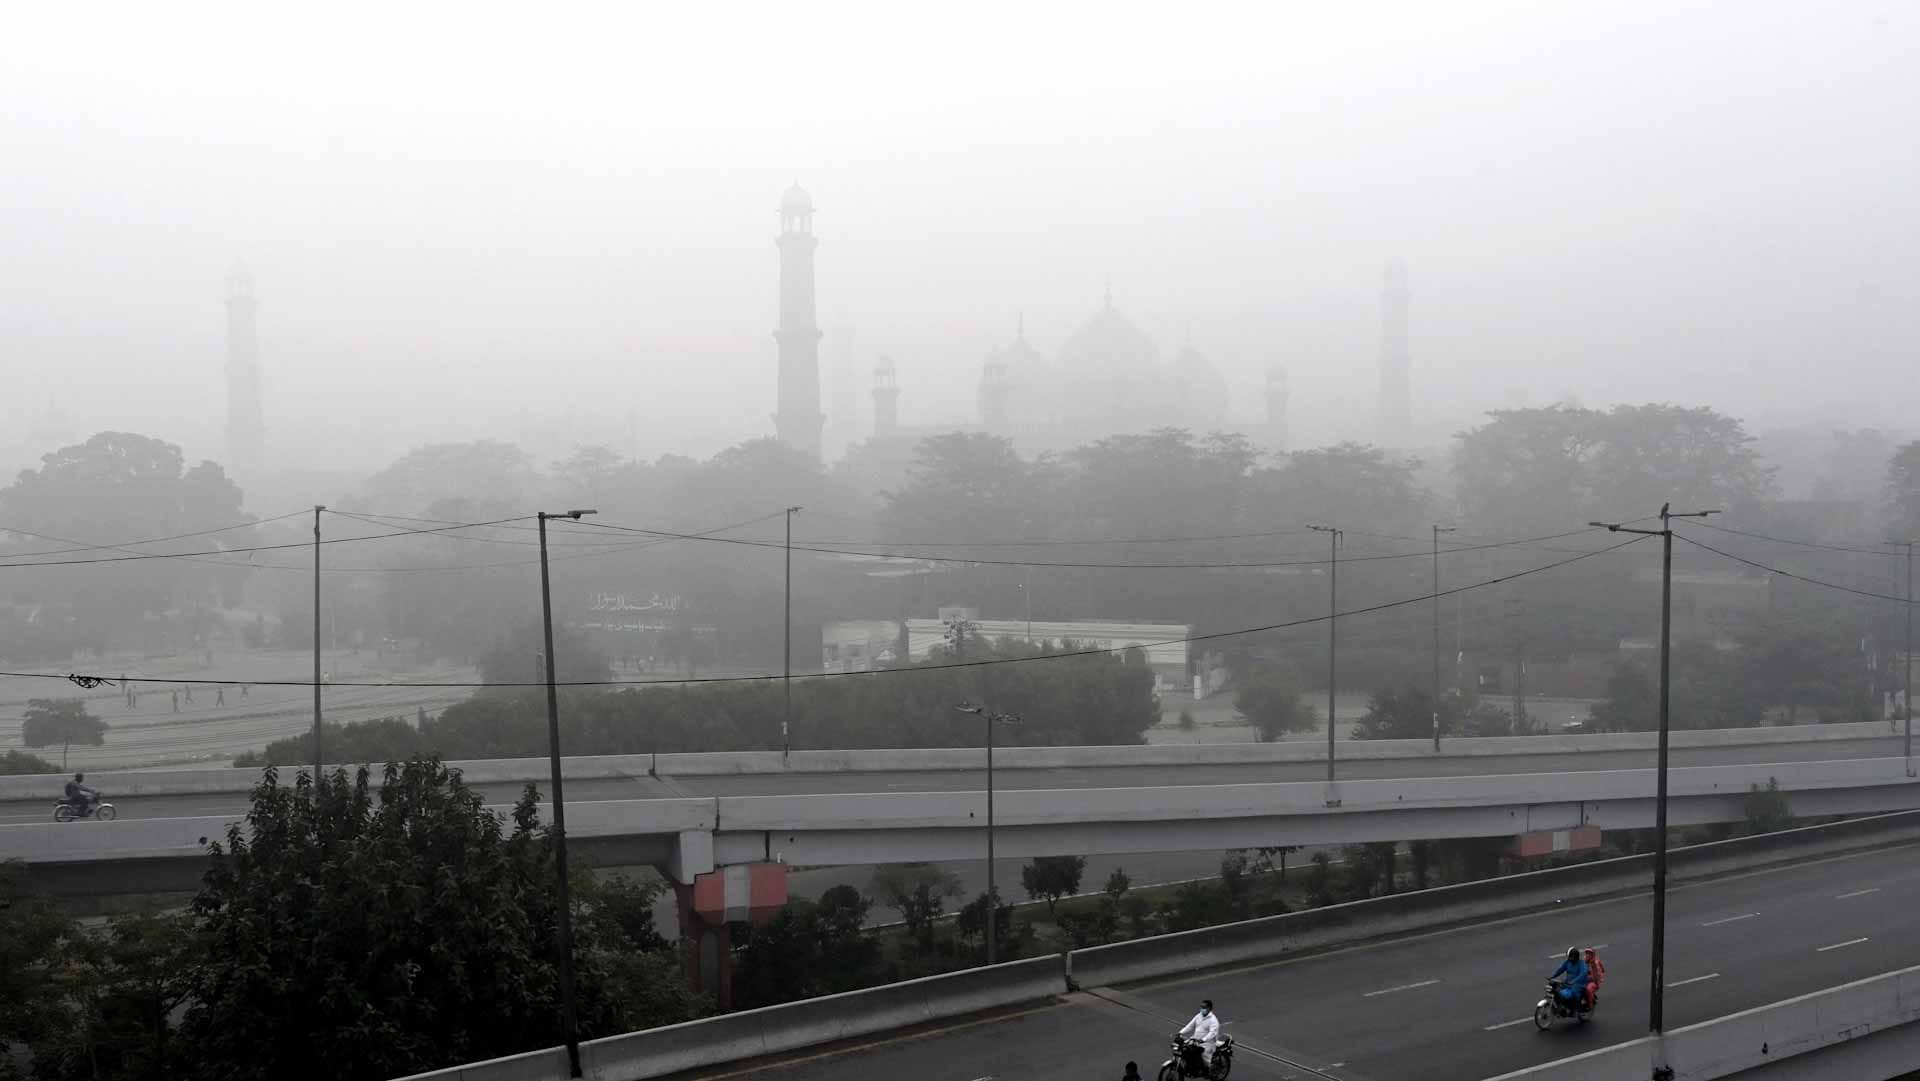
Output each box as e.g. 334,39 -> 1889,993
170,689 -> 179,712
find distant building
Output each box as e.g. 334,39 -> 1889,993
821,616 -> 1191,691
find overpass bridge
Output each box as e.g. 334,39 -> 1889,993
5,744 -> 1919,900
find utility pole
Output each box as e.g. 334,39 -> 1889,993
1024,565 -> 1033,645
1592,503 -> 1717,1037
312,505 -> 325,782
1432,525 -> 1456,752
1309,525 -> 1341,782
538,508 -> 596,1079
784,506 -> 802,759
1890,540 -> 1915,775
955,703 -> 1019,965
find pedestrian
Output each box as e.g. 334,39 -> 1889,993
241,682 -> 249,699
123,677 -> 133,710
183,683 -> 193,703
216,685 -> 226,707
1122,1062 -> 1142,1081
170,689 -> 179,713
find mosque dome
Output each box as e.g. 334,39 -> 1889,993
1056,294 -> 1161,383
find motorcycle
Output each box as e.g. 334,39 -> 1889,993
1534,979 -> 1594,1030
1157,1034 -> 1234,1080
52,798 -> 117,823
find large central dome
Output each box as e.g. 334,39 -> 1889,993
1053,295 -> 1170,433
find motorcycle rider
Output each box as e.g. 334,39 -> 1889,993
1583,947 -> 1605,1008
1548,947 -> 1588,1009
63,773 -> 99,817
1177,999 -> 1220,1072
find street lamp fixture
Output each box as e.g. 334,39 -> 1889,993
955,701 -> 1021,965
537,507 -> 596,1078
1591,504 -> 1717,1038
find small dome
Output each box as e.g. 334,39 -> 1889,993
781,183 -> 813,215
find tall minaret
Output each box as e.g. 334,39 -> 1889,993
772,183 -> 825,459
1378,260 -> 1412,438
1265,363 -> 1289,452
873,356 -> 900,437
225,267 -> 265,472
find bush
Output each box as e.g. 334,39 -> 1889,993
1234,668 -> 1315,741
0,748 -> 61,775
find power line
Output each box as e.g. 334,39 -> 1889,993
0,515 -> 538,569
0,533 -> 1646,691
0,509 -> 310,561
1674,532 -> 1911,604
1679,518 -> 1901,557
570,519 -> 1619,570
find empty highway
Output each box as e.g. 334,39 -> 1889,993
1,735 -> 1910,824
665,840 -> 1920,1081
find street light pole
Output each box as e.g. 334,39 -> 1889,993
955,702 -> 1019,966
1432,525 -> 1456,752
312,505 -> 325,782
1593,503 -> 1717,1037
538,508 -> 596,1079
784,506 -> 802,759
1890,540 -> 1915,775
1309,525 -> 1341,782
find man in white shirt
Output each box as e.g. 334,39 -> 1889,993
1177,999 -> 1220,1071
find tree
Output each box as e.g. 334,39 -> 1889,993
731,885 -> 879,1009
21,698 -> 107,768
357,440 -> 538,516
1349,686 -> 1437,741
26,912 -> 197,1081
869,864 -> 962,949
175,758 -> 701,1080
0,432 -> 252,648
1103,867 -> 1131,901
478,622 -> 614,688
1,865 -> 82,1075
1234,668 -> 1315,741
1020,855 -> 1086,916
955,888 -> 1018,958
1743,778 -> 1792,835
1218,852 -> 1254,919
0,749 -> 60,776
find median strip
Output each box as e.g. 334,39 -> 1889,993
1362,979 -> 1439,997
1817,937 -> 1869,952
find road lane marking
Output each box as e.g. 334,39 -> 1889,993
1362,979 -> 1440,997
1485,1017 -> 1535,1030
1818,937 -> 1869,952
1667,973 -> 1720,988
1837,888 -> 1881,899
1701,912 -> 1759,927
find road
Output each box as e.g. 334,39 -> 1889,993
667,842 -> 1920,1081
2,735 -> 1907,824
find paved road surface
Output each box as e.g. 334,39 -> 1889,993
2,735 -> 1906,824
666,842 -> 1920,1081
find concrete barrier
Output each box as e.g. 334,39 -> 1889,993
1482,962 -> 1920,1079
1066,811 -> 1920,990
388,954 -> 1066,1081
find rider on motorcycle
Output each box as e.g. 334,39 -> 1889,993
63,773 -> 98,816
1548,947 -> 1589,1008
1583,947 -> 1605,1008
1177,999 -> 1220,1071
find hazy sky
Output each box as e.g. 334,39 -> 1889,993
3,1 -> 1915,476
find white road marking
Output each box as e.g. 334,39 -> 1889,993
1818,937 -> 1869,952
1362,979 -> 1440,997
1701,912 -> 1759,927
1837,888 -> 1881,899
1485,1017 -> 1535,1030
1667,973 -> 1720,988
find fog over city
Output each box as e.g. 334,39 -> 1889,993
4,2 -> 1914,478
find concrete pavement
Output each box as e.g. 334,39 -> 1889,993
661,842 -> 1920,1081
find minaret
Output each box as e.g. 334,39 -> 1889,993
1378,260 -> 1412,438
225,267 -> 265,472
1265,363 -> 1289,452
772,183 -> 825,459
873,356 -> 900,437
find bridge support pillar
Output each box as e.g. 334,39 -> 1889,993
675,882 -> 734,1011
